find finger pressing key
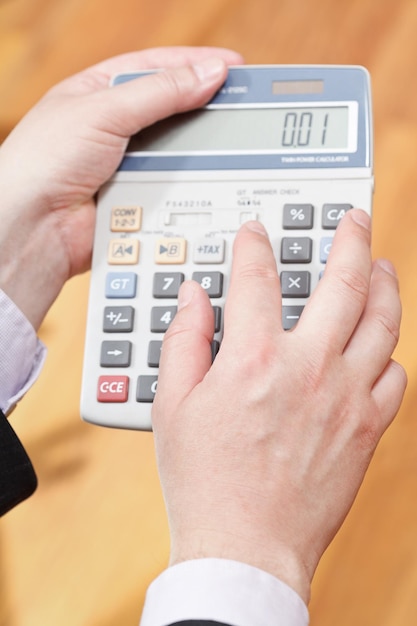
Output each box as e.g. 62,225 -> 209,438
344,258 -> 402,383
296,209 -> 373,354
222,221 -> 283,349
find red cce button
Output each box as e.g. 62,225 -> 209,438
97,375 -> 129,402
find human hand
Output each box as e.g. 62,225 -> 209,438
0,47 -> 243,329
152,209 -> 407,604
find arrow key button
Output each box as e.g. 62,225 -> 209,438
100,340 -> 132,367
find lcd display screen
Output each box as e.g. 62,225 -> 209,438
127,106 -> 351,154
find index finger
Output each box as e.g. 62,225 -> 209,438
296,209 -> 372,352
222,221 -> 283,348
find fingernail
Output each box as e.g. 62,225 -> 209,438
350,209 -> 371,231
178,281 -> 196,311
193,57 -> 225,82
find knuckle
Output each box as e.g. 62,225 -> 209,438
153,70 -> 183,101
237,261 -> 279,284
356,411 -> 382,452
333,265 -> 369,304
373,307 -> 401,345
152,67 -> 199,110
226,337 -> 277,385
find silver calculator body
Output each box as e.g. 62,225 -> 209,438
80,65 -> 373,430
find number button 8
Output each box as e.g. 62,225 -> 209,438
192,272 -> 224,298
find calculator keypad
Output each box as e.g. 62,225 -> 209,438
81,179 -> 371,430
101,202 -> 349,401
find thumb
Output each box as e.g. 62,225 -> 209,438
93,57 -> 229,138
153,280 -> 215,418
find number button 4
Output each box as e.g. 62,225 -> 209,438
151,306 -> 177,332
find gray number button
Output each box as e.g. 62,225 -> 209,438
153,272 -> 184,298
136,376 -> 158,402
151,306 -> 177,332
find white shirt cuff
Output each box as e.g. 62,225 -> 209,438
140,558 -> 309,626
0,289 -> 47,414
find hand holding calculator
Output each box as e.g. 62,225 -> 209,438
80,65 -> 373,430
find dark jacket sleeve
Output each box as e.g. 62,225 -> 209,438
0,408 -> 37,516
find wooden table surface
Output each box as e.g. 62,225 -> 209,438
1,1 -> 417,624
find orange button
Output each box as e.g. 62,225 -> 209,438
155,238 -> 187,264
97,375 -> 129,402
108,239 -> 139,264
110,206 -> 142,232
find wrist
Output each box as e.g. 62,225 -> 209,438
0,184 -> 68,330
169,527 -> 312,604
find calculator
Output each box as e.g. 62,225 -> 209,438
80,65 -> 373,431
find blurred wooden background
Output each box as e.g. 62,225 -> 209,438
1,0 -> 417,624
